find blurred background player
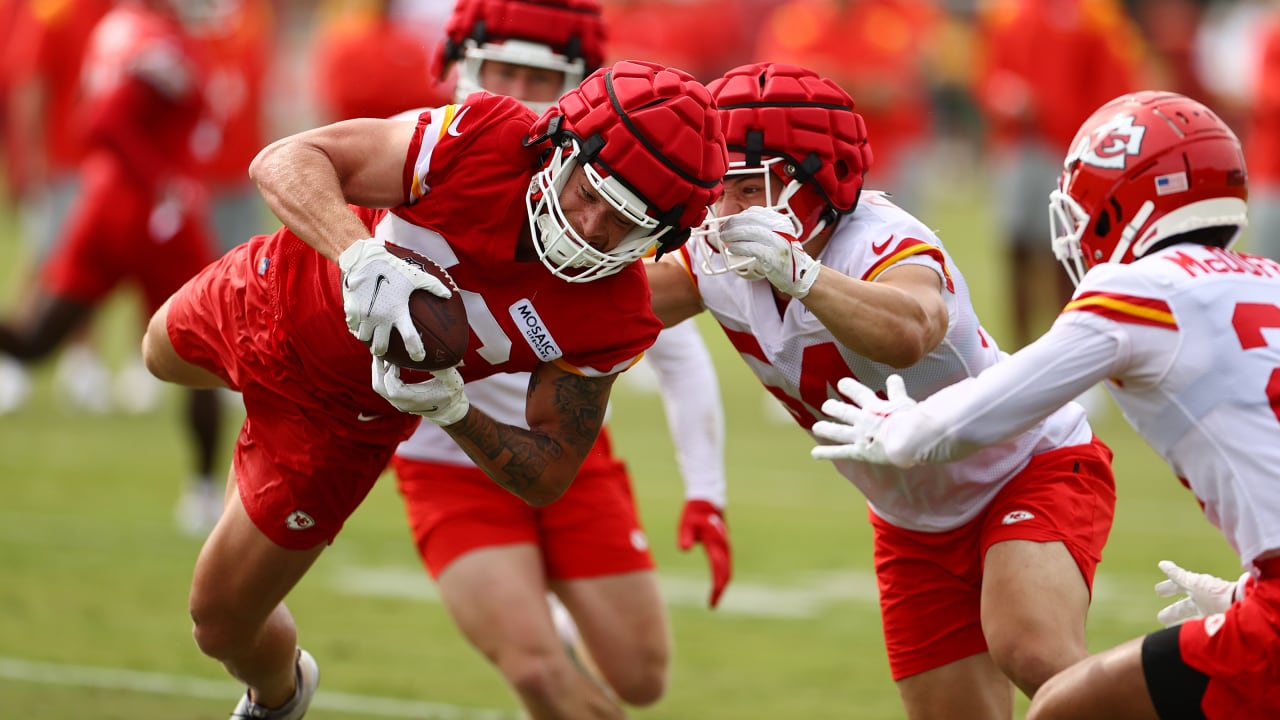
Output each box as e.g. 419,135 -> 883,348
0,0 -> 112,414
810,90 -> 1279,720
648,62 -> 1116,720
972,0 -> 1145,349
750,0 -> 943,214
310,0 -> 452,124
383,1 -> 730,716
1244,5 -> 1280,261
0,0 -> 224,528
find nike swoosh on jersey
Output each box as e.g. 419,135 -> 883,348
871,235 -> 895,254
446,106 -> 471,137
357,412 -> 381,422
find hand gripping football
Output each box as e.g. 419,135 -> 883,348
378,243 -> 469,371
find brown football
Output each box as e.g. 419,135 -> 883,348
377,242 -> 469,371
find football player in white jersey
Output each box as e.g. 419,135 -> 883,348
390,1 -> 730,718
811,91 -> 1280,719
646,62 -> 1118,720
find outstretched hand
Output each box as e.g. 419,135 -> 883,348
678,499 -> 732,609
811,374 -> 918,466
1153,560 -> 1245,627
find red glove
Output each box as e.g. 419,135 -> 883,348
678,499 -> 732,609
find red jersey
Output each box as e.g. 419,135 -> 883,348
3,0 -> 111,183
79,4 -> 208,192
974,0 -> 1145,150
1247,16 -> 1280,184
196,0 -> 272,186
311,12 -> 451,122
265,92 -> 661,407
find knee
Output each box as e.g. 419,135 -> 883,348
1024,672 -> 1070,720
498,651 -> 573,706
604,654 -> 667,707
987,631 -> 1080,696
189,599 -> 252,662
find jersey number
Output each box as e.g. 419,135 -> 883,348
1231,302 -> 1280,425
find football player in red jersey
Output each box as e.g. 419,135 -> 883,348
647,62 -> 1117,720
387,1 -> 730,717
0,0 -> 223,504
140,59 -> 725,719
812,91 -> 1280,720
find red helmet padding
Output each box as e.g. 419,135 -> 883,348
533,60 -> 727,232
709,62 -> 872,213
436,0 -> 607,80
1064,90 -> 1247,267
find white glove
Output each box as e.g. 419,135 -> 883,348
811,374 -> 919,466
338,238 -> 452,360
1153,560 -> 1247,627
371,356 -> 469,426
718,206 -> 821,298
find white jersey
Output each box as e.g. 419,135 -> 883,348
684,192 -> 1092,531
875,244 -> 1280,569
395,320 -> 728,506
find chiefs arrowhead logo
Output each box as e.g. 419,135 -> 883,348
1072,113 -> 1146,170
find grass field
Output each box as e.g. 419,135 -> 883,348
0,182 -> 1239,719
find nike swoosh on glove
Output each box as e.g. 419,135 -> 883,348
371,357 -> 469,426
718,206 -> 821,298
339,238 -> 452,360
678,499 -> 732,608
811,374 -> 920,466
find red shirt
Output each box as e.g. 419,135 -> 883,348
196,0 -> 273,185
79,4 -> 209,192
270,93 -> 660,408
311,13 -> 451,122
974,0 -> 1146,151
750,0 -> 941,173
1246,16 -> 1280,183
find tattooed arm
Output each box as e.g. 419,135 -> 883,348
443,361 -> 614,506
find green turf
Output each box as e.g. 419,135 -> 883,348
0,183 -> 1237,719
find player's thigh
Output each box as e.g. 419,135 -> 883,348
896,652 -> 1014,720
436,543 -> 560,659
981,539 -> 1089,660
1026,638 -> 1157,720
553,569 -> 668,684
142,295 -> 225,388
189,481 -> 326,629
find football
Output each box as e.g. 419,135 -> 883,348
377,243 -> 469,371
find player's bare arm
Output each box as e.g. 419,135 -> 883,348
646,254 -> 704,327
802,263 -> 949,368
249,117 -> 417,261
444,362 -> 615,506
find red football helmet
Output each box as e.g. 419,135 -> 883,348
437,0 -> 607,112
693,62 -> 873,275
1050,91 -> 1249,286
525,60 -> 726,282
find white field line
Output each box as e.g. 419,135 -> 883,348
0,656 -> 518,719
332,566 -> 1162,624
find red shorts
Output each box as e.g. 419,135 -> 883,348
43,165 -> 214,315
1165,559 -> 1280,718
872,436 -> 1116,680
393,427 -> 655,579
167,236 -> 418,549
